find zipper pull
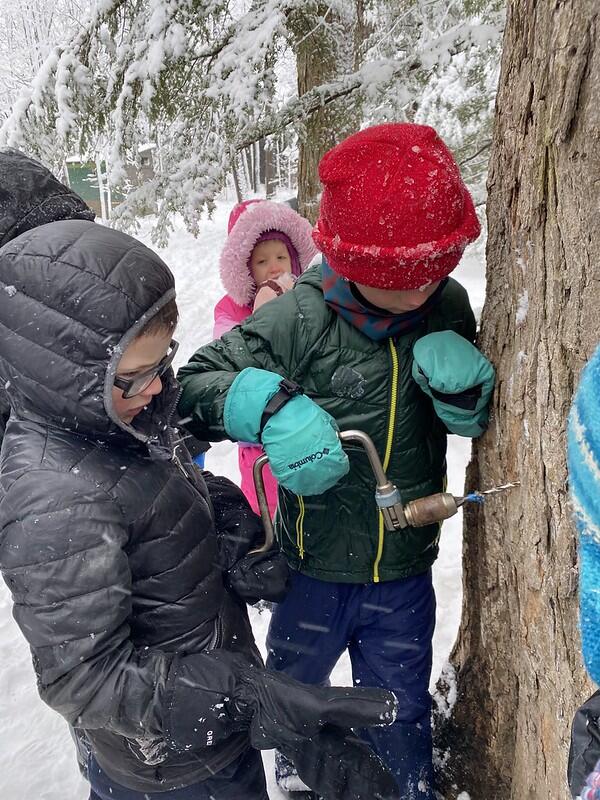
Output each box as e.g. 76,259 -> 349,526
172,446 -> 191,481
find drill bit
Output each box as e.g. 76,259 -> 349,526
456,482 -> 520,506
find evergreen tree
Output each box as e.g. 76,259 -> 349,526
0,0 -> 504,241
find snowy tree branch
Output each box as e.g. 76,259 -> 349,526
0,0 -> 504,240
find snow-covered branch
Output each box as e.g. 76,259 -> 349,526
0,0 -> 504,239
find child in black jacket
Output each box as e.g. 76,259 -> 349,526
0,155 -> 398,800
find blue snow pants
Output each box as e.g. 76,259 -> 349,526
88,747 -> 268,800
193,452 -> 206,469
266,569 -> 436,799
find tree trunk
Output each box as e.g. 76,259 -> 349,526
242,147 -> 252,195
231,154 -> 242,204
435,3 -> 600,799
253,140 -> 260,193
264,138 -> 276,199
288,3 -> 361,224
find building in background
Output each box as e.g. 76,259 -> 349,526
65,143 -> 156,219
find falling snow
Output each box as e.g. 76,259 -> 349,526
0,202 -> 486,798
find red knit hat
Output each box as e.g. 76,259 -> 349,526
313,123 -> 481,290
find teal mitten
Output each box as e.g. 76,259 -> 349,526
412,331 -> 495,438
224,368 -> 349,495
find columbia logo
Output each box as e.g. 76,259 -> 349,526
288,448 -> 331,471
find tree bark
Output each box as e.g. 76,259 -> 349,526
435,3 -> 600,799
288,3 -> 361,224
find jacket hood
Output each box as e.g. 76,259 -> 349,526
0,149 -> 95,247
0,220 -> 176,442
219,200 -> 318,306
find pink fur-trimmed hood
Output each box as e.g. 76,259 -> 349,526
219,200 -> 318,306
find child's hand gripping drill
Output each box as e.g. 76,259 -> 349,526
224,366 -> 515,530
224,368 -> 349,496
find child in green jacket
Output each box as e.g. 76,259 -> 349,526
178,122 -> 495,798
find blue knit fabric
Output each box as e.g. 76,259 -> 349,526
568,343 -> 600,684
580,758 -> 600,800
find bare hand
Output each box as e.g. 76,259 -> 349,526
253,274 -> 296,311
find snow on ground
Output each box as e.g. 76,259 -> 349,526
0,198 -> 486,799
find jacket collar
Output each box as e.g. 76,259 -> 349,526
321,259 -> 447,341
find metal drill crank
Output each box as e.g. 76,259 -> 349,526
250,431 -> 519,553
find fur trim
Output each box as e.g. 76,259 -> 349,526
219,201 -> 318,306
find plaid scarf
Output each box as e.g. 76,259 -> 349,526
322,259 -> 447,341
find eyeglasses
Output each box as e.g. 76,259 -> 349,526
114,339 -> 179,399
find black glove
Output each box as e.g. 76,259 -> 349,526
204,473 -> 265,569
288,725 -> 400,800
568,689 -> 600,798
185,434 -> 210,460
203,473 -> 290,604
234,665 -> 399,800
165,652 -> 398,799
225,547 -> 290,605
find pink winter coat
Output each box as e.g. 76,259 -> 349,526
213,295 -> 279,517
213,295 -> 251,339
213,200 -> 318,518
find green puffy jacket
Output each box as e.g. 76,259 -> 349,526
178,265 -> 477,584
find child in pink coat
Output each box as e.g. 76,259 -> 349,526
213,199 -> 318,516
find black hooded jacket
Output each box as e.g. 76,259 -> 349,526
0,148 -> 95,440
0,148 -> 210,460
0,148 -> 95,246
0,220 -> 263,791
